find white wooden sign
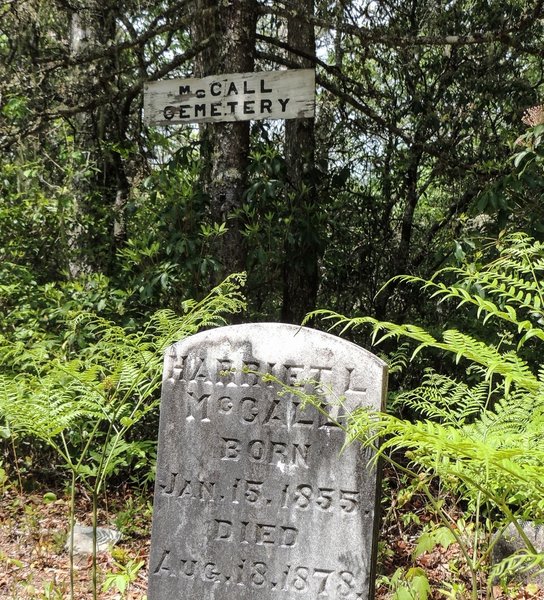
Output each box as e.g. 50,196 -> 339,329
144,69 -> 315,125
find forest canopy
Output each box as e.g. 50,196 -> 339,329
1,0 -> 542,326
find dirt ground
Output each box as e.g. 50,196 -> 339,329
0,486 -> 149,599
0,482 -> 542,600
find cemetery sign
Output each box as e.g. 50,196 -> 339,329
144,69 -> 315,125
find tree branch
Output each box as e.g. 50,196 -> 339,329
257,0 -> 544,50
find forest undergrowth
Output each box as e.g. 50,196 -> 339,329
0,473 -> 541,600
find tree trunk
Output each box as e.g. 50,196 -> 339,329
281,1 -> 318,324
67,9 -> 94,279
194,0 -> 257,281
68,3 -> 130,278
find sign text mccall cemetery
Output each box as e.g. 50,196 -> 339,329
148,324 -> 387,600
144,69 -> 315,125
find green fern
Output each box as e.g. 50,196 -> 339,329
0,273 -> 246,600
391,370 -> 491,426
0,272 -> 246,482
309,233 -> 544,590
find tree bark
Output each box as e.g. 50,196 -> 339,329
67,9 -> 95,278
281,1 -> 319,324
194,0 -> 257,281
68,3 -> 130,278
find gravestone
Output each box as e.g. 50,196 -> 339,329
493,521 -> 544,586
148,323 -> 387,600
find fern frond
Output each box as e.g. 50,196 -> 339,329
439,330 -> 539,392
0,374 -> 104,444
312,309 -> 539,392
491,550 -> 544,583
423,280 -> 544,344
393,371 -> 490,426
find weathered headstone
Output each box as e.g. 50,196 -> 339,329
148,323 -> 387,600
493,521 -> 544,586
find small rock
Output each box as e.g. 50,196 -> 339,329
492,521 -> 544,586
65,523 -> 122,555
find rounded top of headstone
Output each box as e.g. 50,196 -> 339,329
169,323 -> 386,368
165,323 -> 387,412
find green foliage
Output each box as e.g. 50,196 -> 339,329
0,273 -> 245,599
241,142 -> 328,318
116,145 -> 221,306
385,567 -> 430,600
0,273 -> 246,485
102,557 -> 145,597
476,123 -> 544,235
491,551 -> 544,588
413,526 -> 456,558
309,233 -> 544,593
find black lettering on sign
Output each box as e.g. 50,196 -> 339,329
278,98 -> 290,112
210,82 -> 221,96
179,105 -> 190,119
163,106 -> 175,120
261,98 -> 272,114
179,85 -> 191,95
243,100 -> 255,115
243,80 -> 255,94
227,81 -> 238,95
195,89 -> 206,98
260,79 -> 273,93
260,98 -> 272,113
226,101 -> 237,114
210,102 -> 221,116
195,104 -> 206,117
